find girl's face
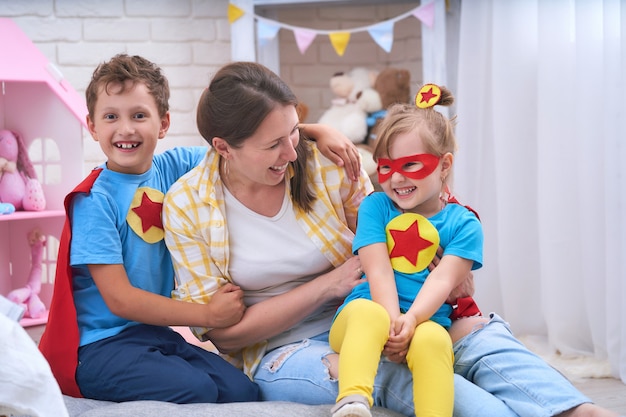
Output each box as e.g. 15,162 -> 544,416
226,104 -> 299,189
378,128 -> 450,217
86,81 -> 169,175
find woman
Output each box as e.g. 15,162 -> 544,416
163,62 -> 617,417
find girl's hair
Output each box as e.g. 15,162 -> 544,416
372,85 -> 457,161
85,54 -> 170,118
197,61 -> 315,211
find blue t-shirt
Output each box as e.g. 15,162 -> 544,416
70,147 -> 207,346
340,192 -> 483,328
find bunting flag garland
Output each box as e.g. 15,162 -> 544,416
228,3 -> 245,24
229,1 -> 436,56
329,32 -> 351,56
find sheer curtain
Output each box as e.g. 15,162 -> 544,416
453,0 -> 626,382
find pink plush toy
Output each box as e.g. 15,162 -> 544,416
0,129 -> 46,212
7,228 -> 47,319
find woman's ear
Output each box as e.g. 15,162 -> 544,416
212,137 -> 230,159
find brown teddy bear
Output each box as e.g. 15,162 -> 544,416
366,67 -> 411,148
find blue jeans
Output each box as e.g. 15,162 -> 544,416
254,313 -> 591,417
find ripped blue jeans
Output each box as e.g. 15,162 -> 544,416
253,314 -> 591,417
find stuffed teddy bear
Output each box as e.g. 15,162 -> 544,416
7,228 -> 47,319
318,67 -> 383,145
366,67 -> 412,147
0,129 -> 46,212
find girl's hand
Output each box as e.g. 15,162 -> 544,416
383,314 -> 415,363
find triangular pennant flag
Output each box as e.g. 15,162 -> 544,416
413,1 -> 435,28
329,32 -> 350,56
228,3 -> 245,24
293,28 -> 317,54
368,21 -> 394,53
257,20 -> 281,46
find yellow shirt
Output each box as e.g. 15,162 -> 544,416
163,143 -> 374,377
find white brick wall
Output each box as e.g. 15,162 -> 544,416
0,0 -> 421,175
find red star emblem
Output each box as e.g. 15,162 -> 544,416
131,191 -> 163,233
419,87 -> 438,105
388,219 -> 435,266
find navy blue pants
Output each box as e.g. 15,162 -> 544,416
76,324 -> 259,403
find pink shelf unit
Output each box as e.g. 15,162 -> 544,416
0,18 -> 88,326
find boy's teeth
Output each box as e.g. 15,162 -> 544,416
117,143 -> 138,149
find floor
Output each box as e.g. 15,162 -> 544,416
25,325 -> 626,415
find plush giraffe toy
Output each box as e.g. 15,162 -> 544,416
7,228 -> 47,319
0,129 -> 46,213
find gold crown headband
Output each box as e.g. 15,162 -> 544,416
415,83 -> 442,109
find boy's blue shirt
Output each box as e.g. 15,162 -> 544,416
70,146 -> 207,346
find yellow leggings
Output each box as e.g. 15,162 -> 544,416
329,298 -> 454,417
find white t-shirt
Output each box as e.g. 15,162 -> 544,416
224,187 -> 336,350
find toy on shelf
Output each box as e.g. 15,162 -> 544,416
367,67 -> 412,147
0,129 -> 47,213
6,228 -> 47,319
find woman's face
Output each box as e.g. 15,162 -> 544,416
228,104 -> 300,188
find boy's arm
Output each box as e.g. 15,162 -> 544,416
88,264 -> 244,329
300,123 -> 361,181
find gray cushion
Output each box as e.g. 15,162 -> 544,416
63,396 -> 405,417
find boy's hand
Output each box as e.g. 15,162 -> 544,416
206,283 -> 245,328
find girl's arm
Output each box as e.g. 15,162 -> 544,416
300,123 -> 361,181
404,254 -> 472,326
359,242 -> 401,321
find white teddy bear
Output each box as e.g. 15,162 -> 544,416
318,67 -> 382,145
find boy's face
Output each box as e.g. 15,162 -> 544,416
86,81 -> 170,174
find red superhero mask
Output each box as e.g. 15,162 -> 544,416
377,153 -> 441,183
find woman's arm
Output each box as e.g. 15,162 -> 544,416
300,123 -> 361,181
208,256 -> 363,352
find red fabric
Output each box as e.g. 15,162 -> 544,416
449,296 -> 482,320
38,168 -> 103,398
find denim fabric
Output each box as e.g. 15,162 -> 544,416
254,315 -> 591,417
454,313 -> 591,417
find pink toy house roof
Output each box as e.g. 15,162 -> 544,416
0,18 -> 87,127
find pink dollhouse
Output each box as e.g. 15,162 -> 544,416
0,18 -> 87,326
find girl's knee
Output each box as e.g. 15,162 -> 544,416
409,321 -> 453,356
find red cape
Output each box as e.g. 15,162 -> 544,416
39,168 -> 102,398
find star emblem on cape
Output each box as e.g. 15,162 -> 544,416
127,187 -> 165,243
385,212 -> 440,273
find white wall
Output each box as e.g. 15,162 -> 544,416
1,0 -> 421,175
1,0 -> 233,174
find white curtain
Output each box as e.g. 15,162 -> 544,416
453,0 -> 626,382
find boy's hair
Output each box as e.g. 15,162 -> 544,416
196,61 -> 316,212
85,54 -> 170,118
373,85 -> 457,161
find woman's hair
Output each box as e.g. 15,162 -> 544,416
373,85 -> 457,161
197,61 -> 315,211
85,54 -> 170,118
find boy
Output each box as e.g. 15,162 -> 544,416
39,54 -> 259,403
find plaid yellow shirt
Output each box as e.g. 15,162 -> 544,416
163,143 -> 374,377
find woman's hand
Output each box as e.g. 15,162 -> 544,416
318,256 -> 364,301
